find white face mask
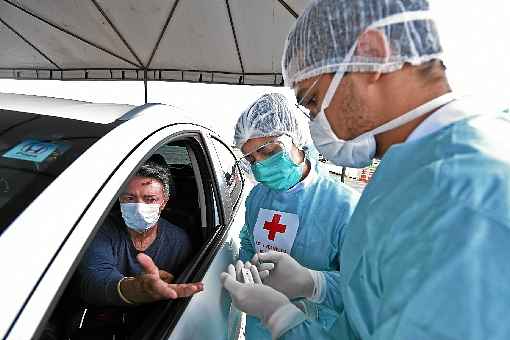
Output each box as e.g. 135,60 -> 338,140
120,203 -> 161,233
310,92 -> 455,168
308,11 -> 454,168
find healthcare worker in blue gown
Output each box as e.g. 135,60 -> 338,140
221,0 -> 510,339
233,93 -> 360,340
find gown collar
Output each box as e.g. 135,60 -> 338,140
406,96 -> 482,143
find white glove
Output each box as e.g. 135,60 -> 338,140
252,251 -> 325,302
220,260 -> 305,339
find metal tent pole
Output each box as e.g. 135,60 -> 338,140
144,69 -> 148,104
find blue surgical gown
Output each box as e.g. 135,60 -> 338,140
239,159 -> 360,340
281,112 -> 510,339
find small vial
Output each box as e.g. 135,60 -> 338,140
241,267 -> 254,284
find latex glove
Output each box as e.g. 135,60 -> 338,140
252,251 -> 324,301
220,260 -> 305,339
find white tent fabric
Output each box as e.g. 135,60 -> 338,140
0,0 -> 310,86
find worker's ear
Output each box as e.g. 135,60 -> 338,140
355,29 -> 390,83
291,145 -> 305,165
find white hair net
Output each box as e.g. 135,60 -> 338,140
282,0 -> 443,87
233,93 -> 308,149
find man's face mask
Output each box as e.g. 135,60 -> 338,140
120,203 -> 161,233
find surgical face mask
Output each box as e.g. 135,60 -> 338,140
306,11 -> 454,168
251,150 -> 304,191
120,203 -> 161,233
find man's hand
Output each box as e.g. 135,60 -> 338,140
159,269 -> 174,284
120,253 -> 203,304
251,251 -> 315,300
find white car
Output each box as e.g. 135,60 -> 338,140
0,93 -> 247,340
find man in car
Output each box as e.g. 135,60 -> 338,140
78,156 -> 203,307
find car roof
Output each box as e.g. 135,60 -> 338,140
0,91 -> 222,144
0,92 -> 136,124
0,92 -> 223,133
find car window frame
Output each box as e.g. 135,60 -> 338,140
131,132 -> 247,340
7,124 -> 220,339
208,135 -> 244,226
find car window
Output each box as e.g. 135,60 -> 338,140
36,133 -> 226,339
210,137 -> 243,221
158,144 -> 192,166
153,141 -> 221,230
0,109 -> 119,235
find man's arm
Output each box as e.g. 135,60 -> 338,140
78,226 -> 126,306
119,253 -> 203,304
78,225 -> 202,306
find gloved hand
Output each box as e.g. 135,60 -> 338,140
252,251 -> 324,301
220,260 -> 305,339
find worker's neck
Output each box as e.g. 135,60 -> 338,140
374,81 -> 451,157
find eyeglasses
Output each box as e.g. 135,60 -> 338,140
236,136 -> 292,171
294,75 -> 322,120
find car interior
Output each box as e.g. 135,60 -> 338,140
37,136 -> 223,340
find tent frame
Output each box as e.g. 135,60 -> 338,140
0,0 -> 299,102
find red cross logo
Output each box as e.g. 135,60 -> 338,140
263,214 -> 286,241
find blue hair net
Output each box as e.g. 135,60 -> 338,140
282,0 -> 443,87
233,93 -> 308,149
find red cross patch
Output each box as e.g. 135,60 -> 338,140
263,214 -> 287,240
253,209 -> 299,254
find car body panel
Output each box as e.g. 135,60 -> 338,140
0,92 -> 135,124
164,135 -> 248,340
6,125 -> 205,339
0,94 -> 245,339
168,233 -> 243,340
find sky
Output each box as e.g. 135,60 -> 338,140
0,0 -> 508,143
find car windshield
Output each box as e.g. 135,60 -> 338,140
0,109 -> 120,235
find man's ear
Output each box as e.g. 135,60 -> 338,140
160,197 -> 168,212
356,29 -> 390,83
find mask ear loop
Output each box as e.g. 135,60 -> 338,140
320,42 -> 357,112
286,137 -> 309,168
278,135 -> 293,158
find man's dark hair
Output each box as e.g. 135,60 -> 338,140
135,156 -> 172,199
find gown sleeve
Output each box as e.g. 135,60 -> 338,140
239,192 -> 257,263
370,197 -> 510,339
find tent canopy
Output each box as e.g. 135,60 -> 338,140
0,0 -> 309,88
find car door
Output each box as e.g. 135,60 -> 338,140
164,134 -> 246,340
6,123 -> 231,339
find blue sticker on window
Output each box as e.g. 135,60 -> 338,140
3,139 -> 58,163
